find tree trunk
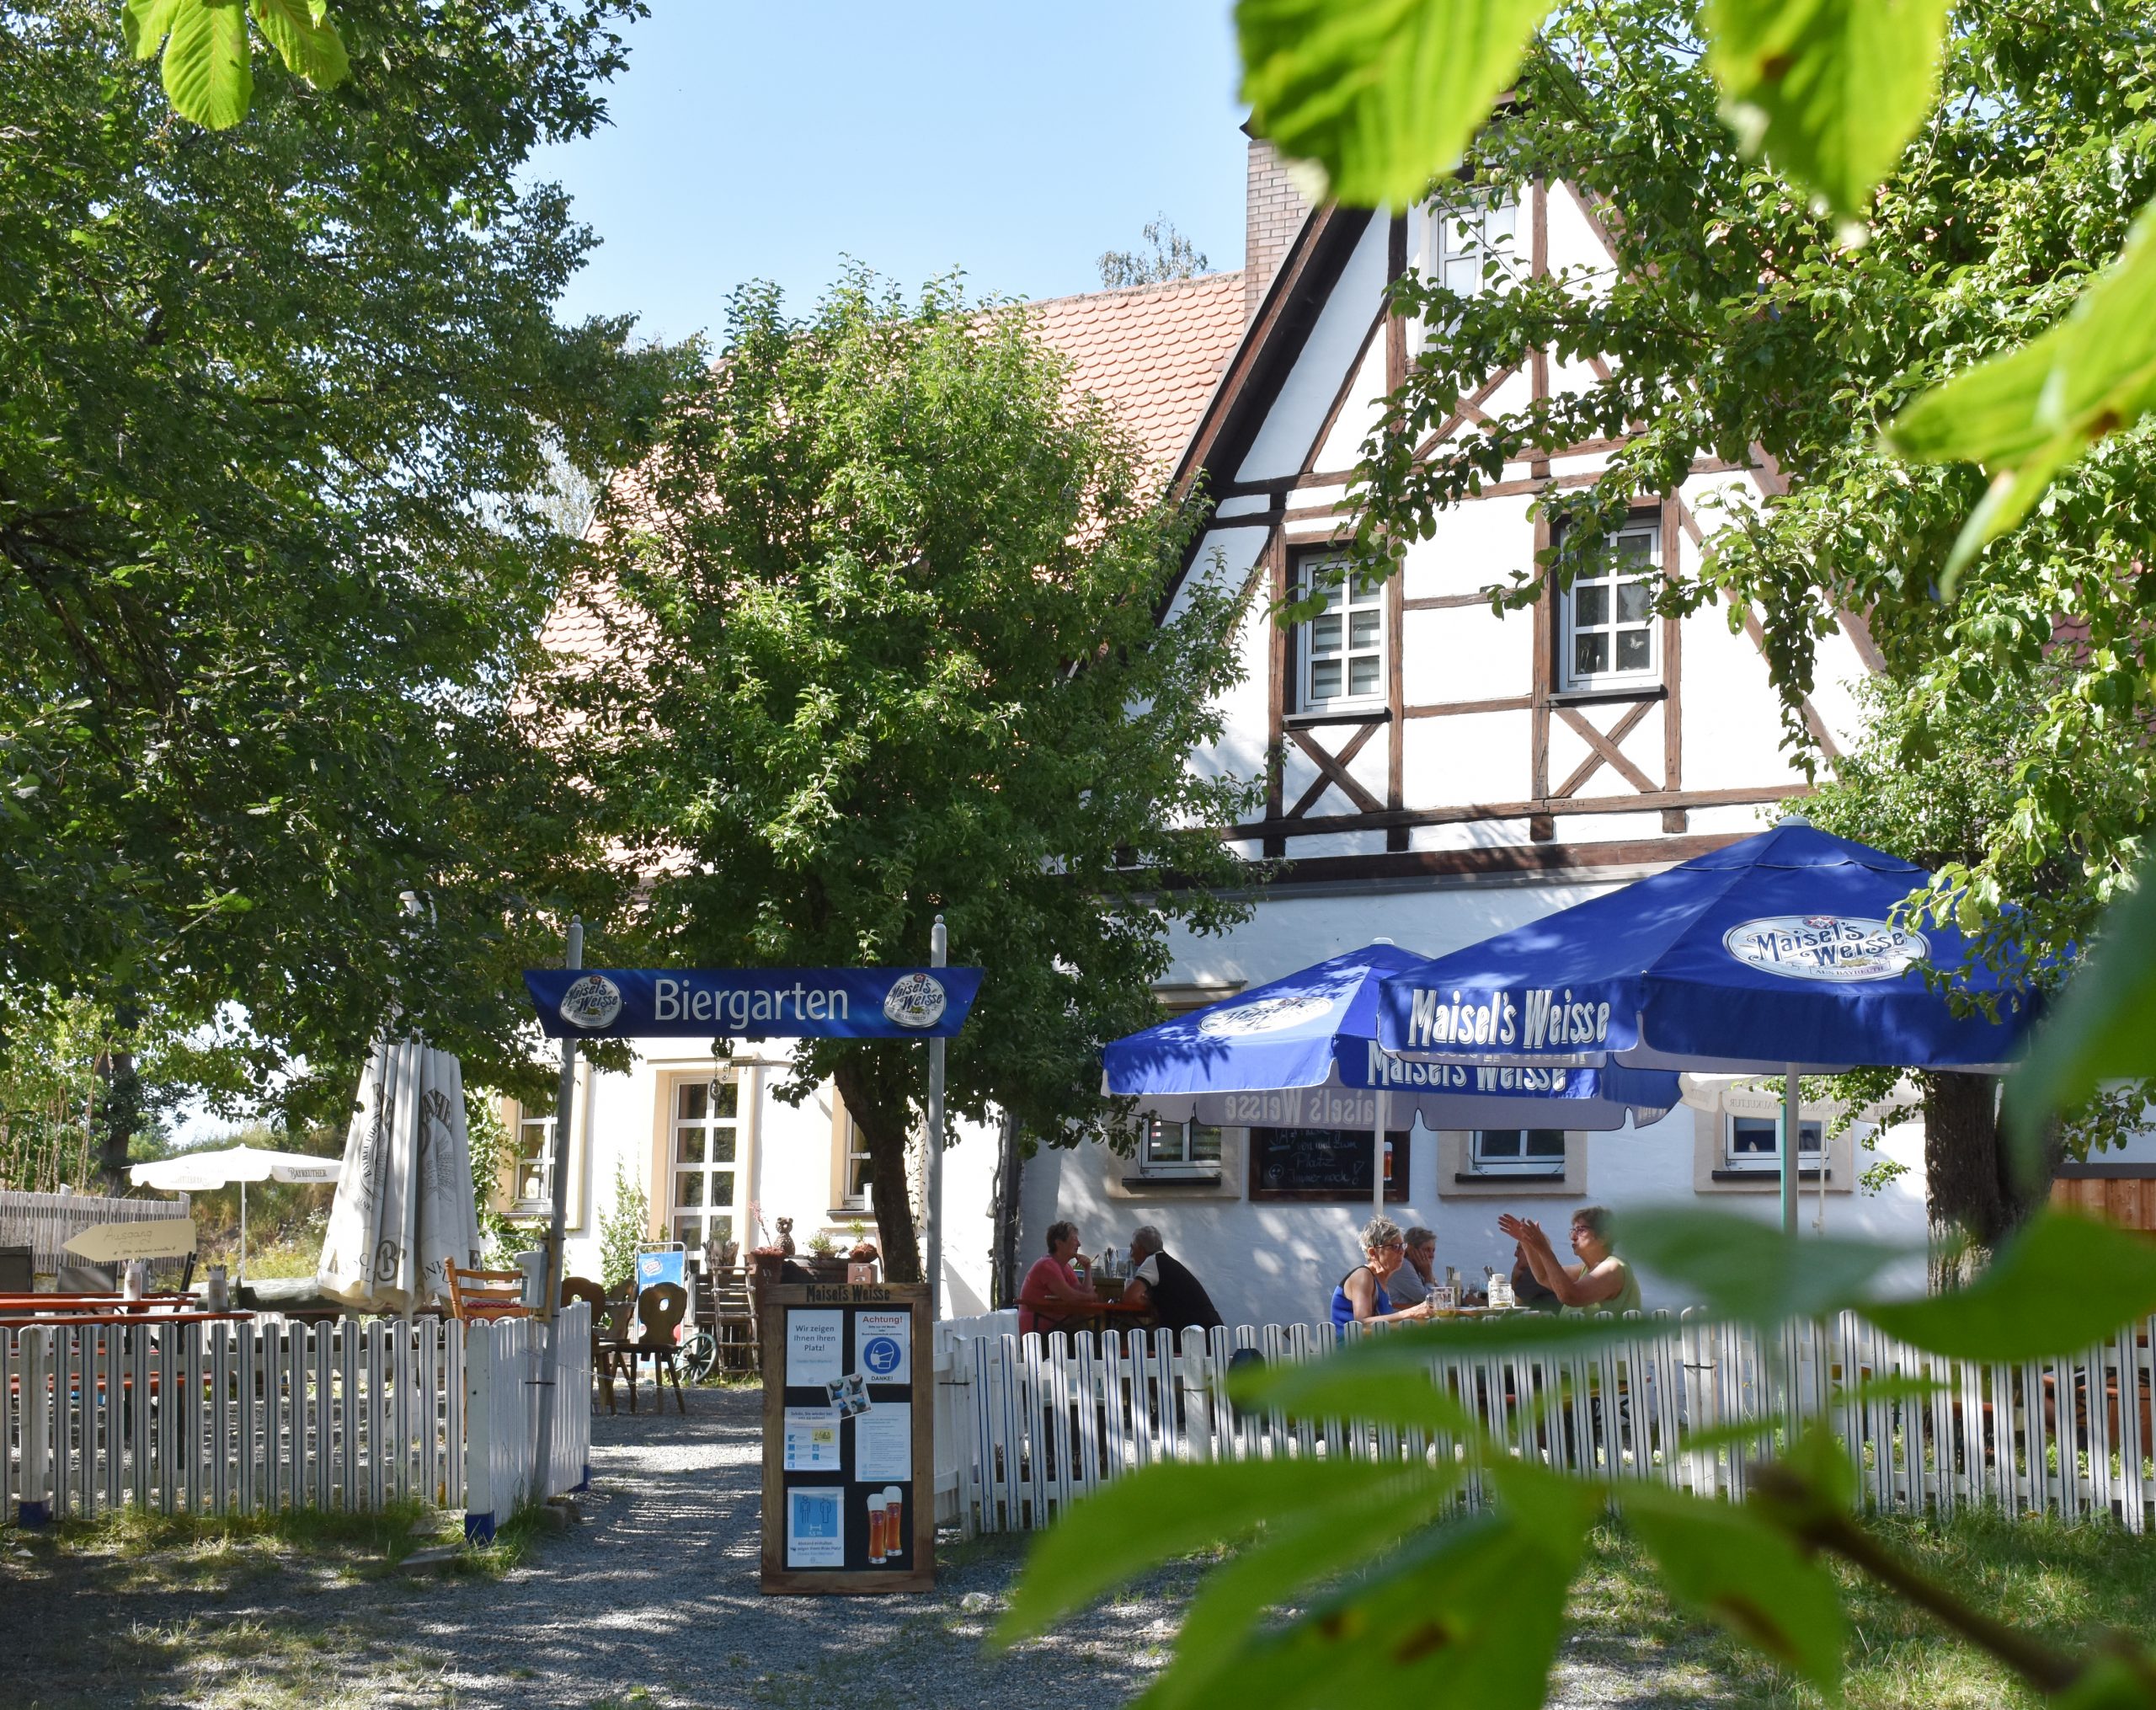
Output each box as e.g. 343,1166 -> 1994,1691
96,1003 -> 142,1194
990,1112 -> 1023,1310
831,1048 -> 921,1285
1921,1070 -> 2050,1261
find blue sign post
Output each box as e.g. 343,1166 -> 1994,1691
522,965 -> 983,1040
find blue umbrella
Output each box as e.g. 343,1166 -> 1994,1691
1374,818 -> 2037,1231
1104,943 -> 1680,1215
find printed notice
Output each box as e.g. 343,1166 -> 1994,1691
786,1487 -> 845,1568
782,1407 -> 842,1472
855,1310 -> 911,1385
785,1310 -> 844,1387
854,1407 -> 912,1482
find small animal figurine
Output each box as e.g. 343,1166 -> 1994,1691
775,1216 -> 796,1257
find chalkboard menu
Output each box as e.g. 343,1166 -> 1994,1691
760,1281 -> 933,1595
1248,1127 -> 1411,1202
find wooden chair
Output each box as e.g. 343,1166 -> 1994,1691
444,1258 -> 532,1323
618,1282 -> 689,1414
560,1275 -> 627,1413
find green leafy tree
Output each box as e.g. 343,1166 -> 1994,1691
120,0 -> 350,129
1,3 -> 686,1121
1097,218 -> 1210,289
548,272 -> 1259,1280
597,1160 -> 647,1294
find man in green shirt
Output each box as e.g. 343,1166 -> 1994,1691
1497,1206 -> 1642,1317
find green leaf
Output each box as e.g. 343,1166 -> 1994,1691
1860,1210 -> 2156,1361
161,0 -> 253,131
994,1457 -> 1448,1648
1620,1484 -> 1848,1691
2054,1654 -> 2156,1710
1886,199 -> 2156,572
1140,1467 -> 1464,1710
1704,0 -> 1949,222
250,0 -> 348,89
122,0 -> 182,60
1620,1207 -> 1913,1325
1235,0 -> 1551,209
2004,851 -> 2156,1151
1148,1469 -> 1596,1710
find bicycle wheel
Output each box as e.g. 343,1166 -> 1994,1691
677,1329 -> 718,1385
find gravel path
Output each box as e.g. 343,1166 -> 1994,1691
405,1387 -> 1203,1709
5,1386 -> 1741,1708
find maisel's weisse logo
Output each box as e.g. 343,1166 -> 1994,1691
1400,986 -> 1612,1051
1723,915 -> 1928,983
1197,992 -> 1337,1038
558,973 -> 625,1031
882,972 -> 948,1031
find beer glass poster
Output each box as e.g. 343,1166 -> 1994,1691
760,1281 -> 933,1594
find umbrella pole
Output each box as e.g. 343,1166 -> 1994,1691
531,916 -> 584,1510
239,1177 -> 247,1286
1780,1063 -> 1800,1237
1373,1087 -> 1389,1219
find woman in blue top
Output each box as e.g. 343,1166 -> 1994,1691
1331,1216 -> 1435,1333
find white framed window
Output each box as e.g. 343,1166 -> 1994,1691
510,1107 -> 554,1214
1725,1115 -> 1824,1173
1421,191 -> 1518,295
671,1077 -> 739,1250
1295,553 -> 1386,713
1470,1129 -> 1567,1175
1141,1117 -> 1224,1177
1560,520 -> 1661,691
841,1115 -> 874,1210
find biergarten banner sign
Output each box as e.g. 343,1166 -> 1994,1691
521,966 -> 985,1040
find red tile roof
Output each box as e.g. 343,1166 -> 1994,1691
1025,270 -> 1247,477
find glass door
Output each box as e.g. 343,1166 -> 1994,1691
670,1077 -> 740,1258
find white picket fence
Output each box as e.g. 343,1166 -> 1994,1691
0,1189 -> 193,1280
462,1305 -> 593,1543
931,1310 -> 2156,1537
1,1306 -> 592,1531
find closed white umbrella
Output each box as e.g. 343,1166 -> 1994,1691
317,1035 -> 483,1313
130,1144 -> 342,1285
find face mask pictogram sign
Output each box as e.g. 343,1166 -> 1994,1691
760,1280 -> 933,1594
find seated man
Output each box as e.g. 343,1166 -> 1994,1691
1508,1240 -> 1561,1313
1122,1225 -> 1225,1334
1386,1226 -> 1438,1307
1497,1207 -> 1641,1317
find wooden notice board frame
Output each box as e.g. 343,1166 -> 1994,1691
760,1280 -> 934,1595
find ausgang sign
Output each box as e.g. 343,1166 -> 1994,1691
520,967 -> 985,1040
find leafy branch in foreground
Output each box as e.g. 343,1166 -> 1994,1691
121,0 -> 348,129
997,1206 -> 2156,1707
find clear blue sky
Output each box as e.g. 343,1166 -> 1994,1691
523,2 -> 1251,346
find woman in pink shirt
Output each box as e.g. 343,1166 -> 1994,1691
1018,1220 -> 1097,1339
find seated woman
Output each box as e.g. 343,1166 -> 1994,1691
1330,1216 -> 1434,1333
1017,1220 -> 1098,1339
1497,1207 -> 1641,1316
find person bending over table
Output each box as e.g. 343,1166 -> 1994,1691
1508,1241 -> 1561,1313
1122,1225 -> 1225,1334
1497,1206 -> 1641,1317
1331,1216 -> 1435,1331
1018,1220 -> 1097,1339
1386,1226 -> 1438,1307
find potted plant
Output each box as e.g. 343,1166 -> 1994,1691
846,1239 -> 880,1285
803,1229 -> 849,1284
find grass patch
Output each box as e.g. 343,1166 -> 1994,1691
1569,1505 -> 2156,1707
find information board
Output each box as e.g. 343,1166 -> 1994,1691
760,1281 -> 933,1595
1248,1127 -> 1411,1202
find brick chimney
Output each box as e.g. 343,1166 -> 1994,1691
1245,131 -> 1313,319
